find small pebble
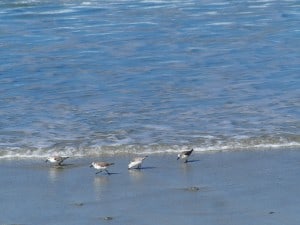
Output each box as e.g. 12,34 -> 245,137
73,202 -> 84,207
185,186 -> 200,192
103,216 -> 113,221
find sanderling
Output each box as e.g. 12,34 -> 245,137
177,149 -> 193,163
45,156 -> 69,166
90,162 -> 114,175
128,156 -> 148,169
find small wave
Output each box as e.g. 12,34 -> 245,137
248,4 -> 272,8
37,8 -> 76,15
207,2 -> 230,6
204,11 -> 219,15
207,22 -> 234,26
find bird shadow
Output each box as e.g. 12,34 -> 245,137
129,166 -> 156,170
60,163 -> 75,167
108,172 -> 120,175
95,172 -> 120,176
140,166 -> 157,170
185,159 -> 201,163
50,163 -> 75,169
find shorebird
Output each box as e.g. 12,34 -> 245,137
90,162 -> 114,175
177,149 -> 193,163
45,156 -> 69,166
128,156 -> 148,169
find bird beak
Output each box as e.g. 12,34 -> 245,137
89,164 -> 93,168
177,157 -> 179,160
45,159 -> 48,163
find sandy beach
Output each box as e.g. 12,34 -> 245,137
1,148 -> 300,225
1,0 -> 299,224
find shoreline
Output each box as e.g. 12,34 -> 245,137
1,148 -> 300,225
1,138 -> 300,160
0,145 -> 299,161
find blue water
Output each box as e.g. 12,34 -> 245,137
0,0 -> 299,158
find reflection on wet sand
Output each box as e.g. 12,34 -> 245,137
93,176 -> 109,200
48,166 -> 65,182
128,169 -> 145,182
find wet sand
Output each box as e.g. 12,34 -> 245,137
1,149 -> 300,225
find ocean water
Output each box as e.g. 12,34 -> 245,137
0,0 -> 299,158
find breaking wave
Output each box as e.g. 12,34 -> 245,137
0,134 -> 299,159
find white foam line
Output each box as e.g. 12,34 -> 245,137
248,4 -> 271,8
207,22 -> 234,26
208,2 -> 230,6
37,9 -> 76,15
204,11 -> 219,15
0,142 -> 300,159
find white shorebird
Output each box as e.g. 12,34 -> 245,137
128,156 -> 148,169
90,162 -> 114,175
177,149 -> 193,163
45,156 -> 69,166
